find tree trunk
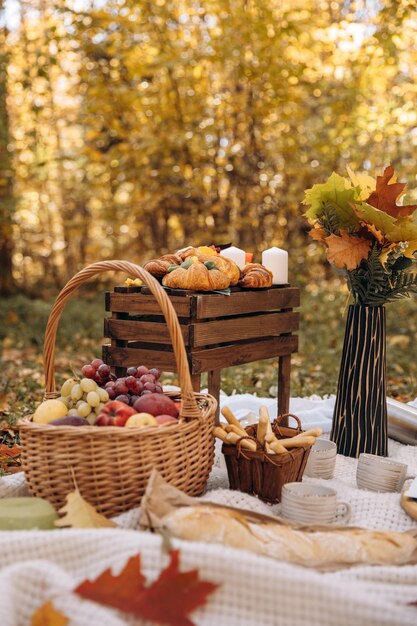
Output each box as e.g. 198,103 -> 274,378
0,2 -> 15,295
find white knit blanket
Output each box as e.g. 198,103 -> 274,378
1,396 -> 417,626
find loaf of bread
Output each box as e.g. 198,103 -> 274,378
162,505 -> 417,568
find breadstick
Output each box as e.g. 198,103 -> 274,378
265,441 -> 277,455
221,406 -> 242,428
226,431 -> 257,451
279,436 -> 316,449
269,439 -> 289,454
224,424 -> 248,437
257,410 -> 269,446
300,428 -> 323,438
213,426 -> 229,443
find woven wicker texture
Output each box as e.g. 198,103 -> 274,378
18,261 -> 217,516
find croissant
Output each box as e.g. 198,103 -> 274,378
239,263 -> 273,288
143,254 -> 182,278
162,261 -> 230,291
176,246 -> 199,261
197,254 -> 240,286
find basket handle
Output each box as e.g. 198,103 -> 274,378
43,260 -> 200,419
273,413 -> 302,436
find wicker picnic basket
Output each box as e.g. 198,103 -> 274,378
19,260 -> 217,517
222,414 -> 311,504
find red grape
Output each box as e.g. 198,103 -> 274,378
135,380 -> 144,395
136,365 -> 148,377
154,384 -> 163,393
114,380 -> 129,395
105,380 -> 115,389
109,373 -> 117,381
81,364 -> 96,378
115,394 -> 130,405
143,382 -> 156,392
94,372 -> 104,385
91,358 -> 104,369
140,389 -> 152,395
149,368 -> 161,380
98,364 -> 111,378
126,367 -> 138,377
125,376 -> 137,391
130,395 -> 139,405
140,374 -> 155,384
107,388 -> 116,400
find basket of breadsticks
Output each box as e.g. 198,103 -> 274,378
214,407 -> 321,504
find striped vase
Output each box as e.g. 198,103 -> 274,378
330,305 -> 388,458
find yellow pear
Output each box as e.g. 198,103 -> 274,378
33,399 -> 68,424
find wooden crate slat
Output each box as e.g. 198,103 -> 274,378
190,336 -> 298,373
102,344 -> 178,370
191,311 -> 299,347
105,318 -> 189,345
105,292 -> 191,317
195,287 -> 300,319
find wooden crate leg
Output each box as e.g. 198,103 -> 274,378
191,374 -> 201,393
208,369 -> 221,425
278,354 -> 291,426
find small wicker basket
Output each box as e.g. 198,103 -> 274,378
222,414 -> 311,504
19,260 -> 217,517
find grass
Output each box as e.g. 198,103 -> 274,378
0,282 -> 416,431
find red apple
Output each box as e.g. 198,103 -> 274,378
133,393 -> 179,418
155,414 -> 178,426
96,400 -> 136,427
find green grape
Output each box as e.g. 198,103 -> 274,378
94,402 -> 106,415
86,391 -> 100,407
68,408 -> 80,417
97,387 -> 109,403
86,412 -> 97,425
80,378 -> 97,393
77,401 -> 91,418
71,384 -> 83,401
57,396 -> 70,407
61,378 -> 77,397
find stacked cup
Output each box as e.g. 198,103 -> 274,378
356,453 -> 414,492
303,438 -> 337,479
280,483 -> 351,525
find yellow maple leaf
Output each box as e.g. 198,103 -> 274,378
403,240 -> 417,258
325,232 -> 372,271
31,601 -> 69,626
55,488 -> 116,529
346,165 -> 376,200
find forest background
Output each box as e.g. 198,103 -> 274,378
1,0 -> 417,425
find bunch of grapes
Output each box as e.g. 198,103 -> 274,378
81,358 -> 115,386
58,378 -> 110,425
104,366 -> 162,407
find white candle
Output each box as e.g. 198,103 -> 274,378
262,247 -> 288,284
220,245 -> 246,270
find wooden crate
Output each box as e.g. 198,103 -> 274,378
103,285 -> 300,422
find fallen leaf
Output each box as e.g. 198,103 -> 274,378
325,232 -> 372,271
0,391 -> 13,413
366,165 -> 417,218
75,550 -> 219,626
31,601 -> 69,626
55,488 -> 117,529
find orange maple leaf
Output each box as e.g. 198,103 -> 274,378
31,601 -> 69,626
75,550 -> 219,626
359,221 -> 385,244
366,165 -> 417,218
308,226 -> 327,243
325,232 -> 372,271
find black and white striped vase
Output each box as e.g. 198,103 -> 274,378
330,305 -> 388,458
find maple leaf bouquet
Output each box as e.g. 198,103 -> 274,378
302,164 -> 417,459
303,165 -> 417,305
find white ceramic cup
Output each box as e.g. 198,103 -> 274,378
304,438 -> 337,479
356,453 -> 415,493
281,483 -> 351,525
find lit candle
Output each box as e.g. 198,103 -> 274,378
220,246 -> 246,269
0,497 -> 58,530
262,247 -> 288,284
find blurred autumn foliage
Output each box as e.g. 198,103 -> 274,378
1,0 -> 417,293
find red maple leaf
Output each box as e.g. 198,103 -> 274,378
75,550 -> 219,626
366,164 -> 417,218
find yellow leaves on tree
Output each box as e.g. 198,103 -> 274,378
325,232 -> 372,271
31,601 -> 68,626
